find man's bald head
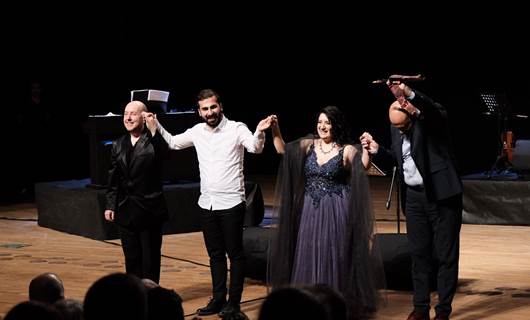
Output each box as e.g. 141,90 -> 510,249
123,101 -> 147,135
389,100 -> 412,132
126,101 -> 148,113
29,273 -> 65,304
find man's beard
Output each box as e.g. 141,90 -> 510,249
205,114 -> 222,128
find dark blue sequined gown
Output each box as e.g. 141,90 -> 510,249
291,145 -> 351,289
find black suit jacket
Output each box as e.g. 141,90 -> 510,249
106,130 -> 169,229
377,91 -> 462,210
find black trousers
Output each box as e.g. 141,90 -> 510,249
200,202 -> 246,304
119,223 -> 163,283
405,186 -> 462,316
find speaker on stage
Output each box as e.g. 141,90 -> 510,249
373,233 -> 438,291
373,233 -> 412,290
244,184 -> 264,227
243,226 -> 271,281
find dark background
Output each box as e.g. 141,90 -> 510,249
2,5 -> 529,202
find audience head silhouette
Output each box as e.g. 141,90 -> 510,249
5,300 -> 62,320
258,287 -> 328,320
54,298 -> 84,320
28,272 -> 65,305
302,284 -> 347,320
146,286 -> 185,320
84,272 -> 147,320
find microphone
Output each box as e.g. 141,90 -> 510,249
372,74 -> 426,84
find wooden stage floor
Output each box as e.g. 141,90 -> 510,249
1,176 -> 530,319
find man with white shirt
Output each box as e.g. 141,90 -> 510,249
361,81 -> 462,320
144,89 -> 272,318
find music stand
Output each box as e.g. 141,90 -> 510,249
480,92 -> 513,177
367,161 -> 385,177
480,93 -> 500,116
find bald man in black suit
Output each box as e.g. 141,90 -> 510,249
105,101 -> 169,283
361,81 -> 462,320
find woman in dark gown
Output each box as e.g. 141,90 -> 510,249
267,106 -> 385,319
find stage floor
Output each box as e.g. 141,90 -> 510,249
2,176 -> 530,319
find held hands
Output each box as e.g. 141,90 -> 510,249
256,115 -> 275,132
269,115 -> 278,127
142,112 -> 158,136
269,115 -> 281,132
360,132 -> 379,155
267,115 -> 285,154
104,210 -> 115,222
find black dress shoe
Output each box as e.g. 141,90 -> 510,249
218,303 -> 241,318
197,298 -> 226,316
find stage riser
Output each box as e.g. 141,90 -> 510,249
36,180 -> 264,240
463,180 -> 530,225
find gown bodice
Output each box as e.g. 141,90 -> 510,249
304,145 -> 350,207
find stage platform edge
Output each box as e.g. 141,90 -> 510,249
35,179 -> 264,240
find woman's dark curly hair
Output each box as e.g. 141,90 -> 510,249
315,105 -> 353,146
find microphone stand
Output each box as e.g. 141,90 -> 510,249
386,166 -> 401,234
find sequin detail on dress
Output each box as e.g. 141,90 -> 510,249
304,145 -> 349,208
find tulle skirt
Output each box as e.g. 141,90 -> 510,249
291,189 -> 351,293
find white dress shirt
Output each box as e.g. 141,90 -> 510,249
157,115 -> 265,210
402,134 -> 424,187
